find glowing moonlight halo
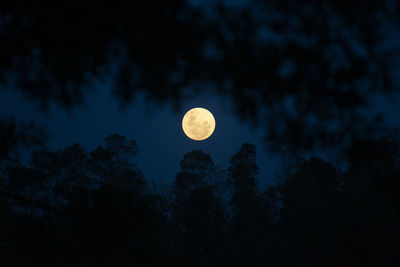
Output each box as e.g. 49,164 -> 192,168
182,107 -> 215,141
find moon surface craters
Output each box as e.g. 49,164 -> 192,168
182,108 -> 215,141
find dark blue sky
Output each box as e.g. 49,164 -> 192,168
3,79 -> 400,189
1,0 -> 400,190
0,80 -> 281,188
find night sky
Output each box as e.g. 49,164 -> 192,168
2,77 -> 400,190
0,0 -> 288,190
0,81 -> 281,188
1,0 -> 400,188
2,1 -> 400,266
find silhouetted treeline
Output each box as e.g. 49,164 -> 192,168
1,134 -> 399,266
1,2 -> 400,265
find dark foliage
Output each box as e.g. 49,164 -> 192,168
1,135 -> 399,266
1,1 -> 400,266
1,0 -> 399,154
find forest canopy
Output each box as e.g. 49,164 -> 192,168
0,134 -> 399,266
1,1 -> 399,265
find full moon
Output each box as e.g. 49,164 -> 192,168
182,107 -> 216,141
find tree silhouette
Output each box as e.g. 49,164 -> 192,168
276,158 -> 343,266
0,134 -> 170,266
0,118 -> 45,162
227,143 -> 272,265
270,137 -> 400,266
90,134 -> 144,193
171,150 -> 226,265
1,135 -> 400,266
338,137 -> 400,266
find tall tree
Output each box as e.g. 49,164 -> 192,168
228,143 -> 271,265
90,134 -> 145,194
276,158 -> 342,266
171,150 -> 226,265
